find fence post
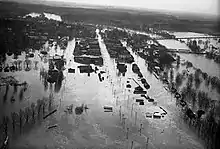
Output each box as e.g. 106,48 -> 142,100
119,106 -> 121,120
126,127 -> 129,139
3,116 -> 8,136
11,112 -> 14,132
140,123 -> 143,136
43,103 -> 45,116
25,108 -> 29,123
135,112 -> 137,126
32,109 -> 35,123
37,105 -> 41,120
146,137 -> 149,149
131,141 -> 134,149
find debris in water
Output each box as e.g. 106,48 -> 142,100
98,73 -> 102,82
136,99 -> 144,102
104,110 -> 113,112
159,106 -> 167,115
47,124 -> 58,130
10,96 -> 15,103
84,105 -> 89,110
146,112 -> 152,118
139,101 -> 144,105
175,92 -> 181,99
43,109 -> 57,119
148,98 -> 154,102
75,104 -> 85,115
133,90 -> 147,94
153,112 -> 161,119
103,106 -> 113,110
66,104 -> 73,113
68,68 -> 75,73
126,84 -> 131,88
100,71 -> 106,74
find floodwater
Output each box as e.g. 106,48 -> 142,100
168,32 -> 210,38
0,29 -> 205,149
157,37 -> 220,103
157,38 -> 220,78
179,53 -> 220,78
121,41 -> 205,149
157,39 -> 190,50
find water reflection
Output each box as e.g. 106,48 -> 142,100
180,53 -> 220,78
54,59 -> 65,71
39,61 -> 64,93
44,76 -> 48,92
19,87 -> 24,101
3,85 -> 9,102
13,85 -> 17,94
54,78 -> 62,93
34,61 -> 39,70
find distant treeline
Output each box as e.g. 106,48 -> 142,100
0,1 -> 219,36
0,17 -> 72,55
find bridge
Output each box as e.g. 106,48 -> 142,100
156,36 -> 220,40
166,49 -> 206,54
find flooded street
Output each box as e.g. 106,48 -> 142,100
122,40 -> 204,149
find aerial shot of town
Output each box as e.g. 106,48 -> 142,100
0,0 -> 219,148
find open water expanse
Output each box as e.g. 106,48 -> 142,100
0,28 -> 211,149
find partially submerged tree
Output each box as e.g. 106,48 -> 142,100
169,68 -> 174,83
194,69 -> 202,88
175,72 -> 183,89
186,61 -> 193,69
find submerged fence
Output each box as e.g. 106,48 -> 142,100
0,94 -> 56,149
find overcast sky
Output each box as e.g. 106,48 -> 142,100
41,0 -> 218,16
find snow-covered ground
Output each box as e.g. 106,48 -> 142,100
24,12 -> 41,18
43,13 -> 62,22
24,12 -> 62,22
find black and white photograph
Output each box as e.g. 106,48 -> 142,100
0,0 -> 219,148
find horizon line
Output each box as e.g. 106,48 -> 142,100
1,0 -> 219,19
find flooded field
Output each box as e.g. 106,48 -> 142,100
156,35 -> 220,78
179,53 -> 220,78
